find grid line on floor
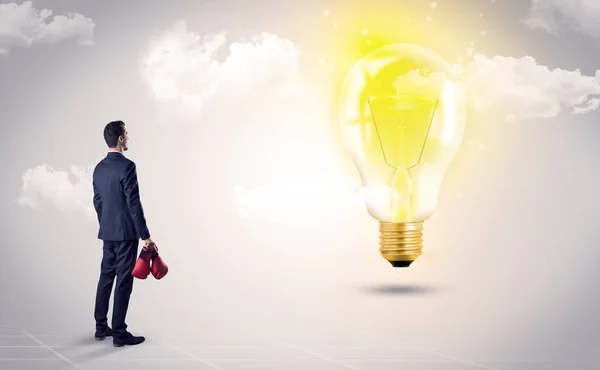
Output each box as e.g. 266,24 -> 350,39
411,347 -> 499,370
250,331 -> 375,370
144,335 -> 226,370
2,322 -> 596,370
21,329 -> 82,369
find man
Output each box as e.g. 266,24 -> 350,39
92,120 -> 155,347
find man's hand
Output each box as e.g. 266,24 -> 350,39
144,238 -> 156,250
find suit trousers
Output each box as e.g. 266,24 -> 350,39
94,240 -> 138,339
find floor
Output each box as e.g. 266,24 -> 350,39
0,318 -> 598,370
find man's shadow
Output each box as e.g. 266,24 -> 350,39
59,336 -> 133,364
358,284 -> 440,295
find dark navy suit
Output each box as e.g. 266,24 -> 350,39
92,151 -> 150,340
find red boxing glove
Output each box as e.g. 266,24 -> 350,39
131,247 -> 157,279
151,252 -> 168,280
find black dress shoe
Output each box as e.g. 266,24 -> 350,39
94,326 -> 113,341
113,332 -> 145,347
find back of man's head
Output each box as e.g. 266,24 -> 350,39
104,120 -> 125,148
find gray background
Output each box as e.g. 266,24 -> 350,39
1,0 -> 600,369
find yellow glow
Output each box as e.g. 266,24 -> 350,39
338,43 -> 466,223
317,1 -> 483,81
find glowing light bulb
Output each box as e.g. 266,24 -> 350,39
337,43 -> 466,267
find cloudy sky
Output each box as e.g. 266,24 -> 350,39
2,0 -> 600,358
4,0 -> 600,223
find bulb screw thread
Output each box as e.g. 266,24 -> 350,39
379,221 -> 423,268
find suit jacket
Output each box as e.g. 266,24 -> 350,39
92,152 -> 150,241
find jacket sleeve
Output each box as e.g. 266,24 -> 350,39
92,180 -> 102,224
122,162 -> 151,240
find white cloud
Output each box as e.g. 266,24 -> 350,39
0,1 -> 95,55
575,97 -> 600,113
139,20 -> 302,118
522,0 -> 600,38
463,53 -> 600,119
138,20 -> 369,223
17,164 -> 96,221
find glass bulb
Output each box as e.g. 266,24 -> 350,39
338,43 -> 466,267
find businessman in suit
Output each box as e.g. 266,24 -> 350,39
92,120 -> 155,347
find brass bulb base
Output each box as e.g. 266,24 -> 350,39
379,221 -> 423,268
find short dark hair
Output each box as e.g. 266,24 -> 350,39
104,120 -> 125,148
